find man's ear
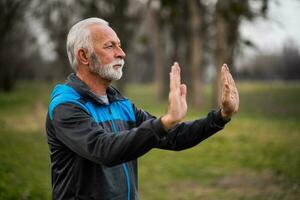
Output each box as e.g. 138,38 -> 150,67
77,48 -> 89,65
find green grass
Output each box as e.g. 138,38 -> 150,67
0,82 -> 53,200
0,81 -> 299,199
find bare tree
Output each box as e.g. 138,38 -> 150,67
0,0 -> 33,91
148,0 -> 164,99
213,0 -> 227,107
187,0 -> 206,107
33,0 -> 141,92
212,0 -> 270,107
33,0 -> 80,78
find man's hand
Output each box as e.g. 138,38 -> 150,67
161,62 -> 187,130
220,64 -> 239,120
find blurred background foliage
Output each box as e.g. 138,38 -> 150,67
0,0 -> 299,199
1,0 -> 299,102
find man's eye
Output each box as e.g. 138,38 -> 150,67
105,45 -> 113,49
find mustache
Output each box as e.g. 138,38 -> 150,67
110,59 -> 124,67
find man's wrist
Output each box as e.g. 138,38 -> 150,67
161,114 -> 176,131
220,108 -> 232,121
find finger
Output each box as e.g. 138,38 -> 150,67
228,74 -> 239,102
180,84 -> 187,108
224,68 -> 234,93
221,72 -> 230,93
223,83 -> 230,99
221,68 -> 229,99
224,64 -> 236,87
221,65 -> 227,93
176,62 -> 181,86
174,62 -> 181,88
180,84 -> 187,97
229,73 -> 237,89
223,64 -> 230,79
222,84 -> 231,109
227,71 -> 234,88
224,63 -> 229,71
227,76 -> 239,110
221,64 -> 228,86
169,65 -> 175,90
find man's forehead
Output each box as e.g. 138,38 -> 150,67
88,24 -> 120,44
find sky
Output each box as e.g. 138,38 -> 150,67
240,0 -> 300,58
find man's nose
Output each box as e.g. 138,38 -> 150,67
115,46 -> 126,59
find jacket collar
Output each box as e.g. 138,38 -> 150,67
65,73 -> 126,105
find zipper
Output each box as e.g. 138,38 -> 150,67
108,106 -> 131,200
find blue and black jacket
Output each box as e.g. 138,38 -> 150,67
45,74 -> 229,200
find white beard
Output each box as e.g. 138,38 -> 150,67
90,53 -> 124,81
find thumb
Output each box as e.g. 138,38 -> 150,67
180,84 -> 187,97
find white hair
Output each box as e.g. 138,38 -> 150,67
66,17 -> 109,71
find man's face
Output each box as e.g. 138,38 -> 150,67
89,52 -> 124,81
88,24 -> 126,81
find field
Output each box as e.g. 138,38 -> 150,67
0,81 -> 299,199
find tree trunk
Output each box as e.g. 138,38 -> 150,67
187,0 -> 203,107
226,19 -> 240,78
213,1 -> 227,108
149,0 -> 164,100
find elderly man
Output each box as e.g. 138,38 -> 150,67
46,17 -> 239,200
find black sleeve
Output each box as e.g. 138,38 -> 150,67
132,104 -> 230,151
51,103 -> 167,167
155,110 -> 230,151
132,104 -> 156,126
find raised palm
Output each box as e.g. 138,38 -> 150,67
161,62 -> 187,130
220,64 -> 239,119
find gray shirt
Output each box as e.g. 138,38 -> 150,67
98,95 -> 109,105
